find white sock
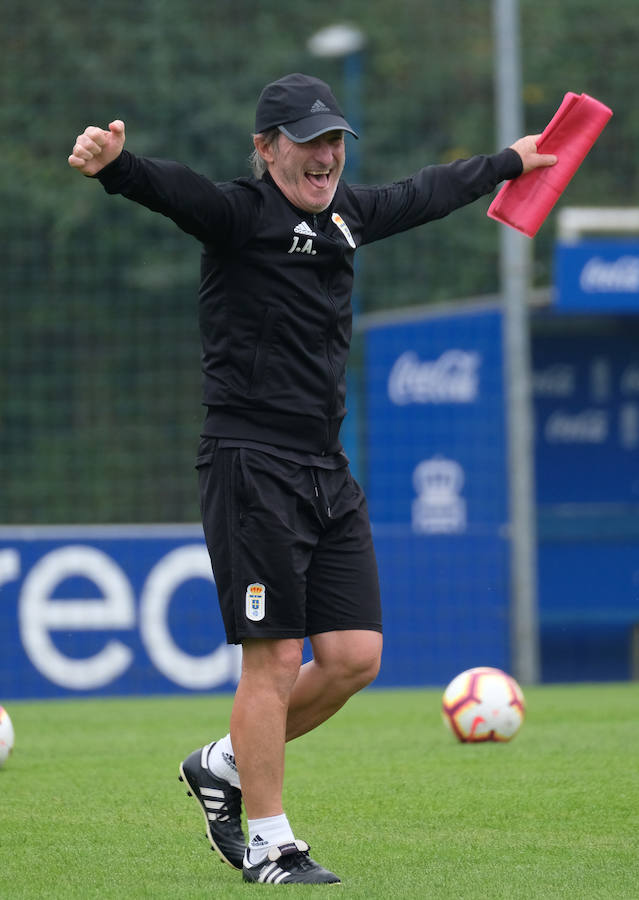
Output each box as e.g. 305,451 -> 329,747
206,734 -> 241,789
246,813 -> 295,865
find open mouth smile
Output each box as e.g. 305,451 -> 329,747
305,170 -> 330,189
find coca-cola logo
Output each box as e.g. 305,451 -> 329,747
579,256 -> 639,293
532,364 -> 576,398
544,409 -> 608,444
388,350 -> 480,405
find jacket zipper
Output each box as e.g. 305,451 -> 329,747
313,214 -> 342,447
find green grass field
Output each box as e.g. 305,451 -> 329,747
1,684 -> 638,899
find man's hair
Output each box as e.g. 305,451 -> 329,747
249,128 -> 281,178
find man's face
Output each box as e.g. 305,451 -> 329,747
258,131 -> 346,214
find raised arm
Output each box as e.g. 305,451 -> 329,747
67,120 -> 258,247
510,134 -> 557,175
68,120 -> 126,176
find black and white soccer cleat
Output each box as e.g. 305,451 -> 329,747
242,839 -> 341,884
178,743 -> 245,870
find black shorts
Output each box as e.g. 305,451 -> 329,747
197,443 -> 382,644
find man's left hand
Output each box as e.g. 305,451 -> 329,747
510,134 -> 557,174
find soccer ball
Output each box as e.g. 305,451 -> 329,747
0,706 -> 15,766
442,667 -> 525,743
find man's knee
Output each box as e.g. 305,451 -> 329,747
240,637 -> 304,694
347,638 -> 382,689
312,630 -> 382,690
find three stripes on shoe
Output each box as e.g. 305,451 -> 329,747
198,786 -> 231,823
253,861 -> 291,884
181,776 -> 290,881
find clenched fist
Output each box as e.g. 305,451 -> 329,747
68,120 -> 126,176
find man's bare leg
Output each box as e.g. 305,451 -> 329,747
285,630 -> 382,741
230,636 -> 303,819
230,630 -> 382,813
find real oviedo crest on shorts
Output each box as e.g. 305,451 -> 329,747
245,582 -> 266,621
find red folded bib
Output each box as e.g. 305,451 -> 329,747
487,92 -> 613,237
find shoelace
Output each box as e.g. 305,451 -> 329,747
280,850 -> 315,872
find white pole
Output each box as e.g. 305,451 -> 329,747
493,0 -> 540,683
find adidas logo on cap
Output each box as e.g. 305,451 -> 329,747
310,98 -> 330,114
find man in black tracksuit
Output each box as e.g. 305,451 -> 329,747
69,73 -> 556,885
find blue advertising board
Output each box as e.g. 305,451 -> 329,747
366,306 -> 508,532
531,320 -> 639,682
364,306 -> 511,683
554,240 -> 639,312
0,526 -> 240,699
531,328 -> 639,505
0,520 -> 508,698
537,540 -> 639,682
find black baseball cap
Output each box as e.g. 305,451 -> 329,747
255,73 -> 358,143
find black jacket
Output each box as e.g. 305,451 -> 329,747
98,147 -> 522,454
